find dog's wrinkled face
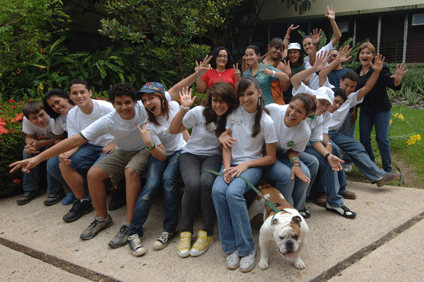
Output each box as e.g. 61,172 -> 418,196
272,215 -> 302,258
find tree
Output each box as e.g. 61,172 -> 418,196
99,0 -> 243,79
0,0 -> 69,76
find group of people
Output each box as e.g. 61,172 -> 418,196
10,6 -> 407,273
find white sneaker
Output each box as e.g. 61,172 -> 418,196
343,163 -> 353,173
239,249 -> 256,272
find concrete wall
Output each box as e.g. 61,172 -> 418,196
260,0 -> 424,21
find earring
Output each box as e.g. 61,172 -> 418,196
258,99 -> 261,107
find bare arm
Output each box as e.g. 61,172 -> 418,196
291,51 -> 328,90
136,124 -> 166,161
357,54 -> 384,101
10,134 -> 87,173
319,45 -> 352,87
326,6 -> 341,47
169,87 -> 196,134
311,141 -> 344,171
287,149 -> 310,183
308,28 -> 322,67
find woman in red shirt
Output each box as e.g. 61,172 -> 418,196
197,47 -> 241,93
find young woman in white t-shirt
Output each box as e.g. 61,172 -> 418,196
168,82 -> 239,258
263,93 -> 318,218
43,88 -> 77,205
127,82 -> 189,257
212,76 -> 277,273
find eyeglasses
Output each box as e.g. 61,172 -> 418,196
217,55 -> 228,59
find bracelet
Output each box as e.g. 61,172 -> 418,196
222,169 -> 227,174
327,143 -> 333,147
325,153 -> 331,159
292,163 -> 301,167
180,106 -> 190,111
272,70 -> 276,77
146,142 -> 155,150
285,33 -> 290,39
290,156 -> 299,164
44,150 -> 51,159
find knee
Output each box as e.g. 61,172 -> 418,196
125,168 -> 139,181
87,167 -> 108,182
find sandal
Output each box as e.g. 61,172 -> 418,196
325,203 -> 356,219
299,209 -> 311,219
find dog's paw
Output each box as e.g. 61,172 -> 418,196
258,258 -> 269,270
293,258 -> 305,270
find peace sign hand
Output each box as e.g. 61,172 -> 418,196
136,123 -> 153,148
195,55 -> 212,76
233,63 -> 241,80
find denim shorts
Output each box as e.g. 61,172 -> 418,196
69,143 -> 108,175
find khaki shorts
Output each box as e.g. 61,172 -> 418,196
94,148 -> 151,186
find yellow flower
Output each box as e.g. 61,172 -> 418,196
390,119 -> 393,125
398,114 -> 405,121
394,113 -> 399,118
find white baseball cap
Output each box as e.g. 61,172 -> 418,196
314,87 -> 334,104
287,43 -> 302,51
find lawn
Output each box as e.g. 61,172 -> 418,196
346,105 -> 424,188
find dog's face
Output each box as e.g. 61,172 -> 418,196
271,215 -> 303,258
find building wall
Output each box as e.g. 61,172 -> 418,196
260,0 -> 424,21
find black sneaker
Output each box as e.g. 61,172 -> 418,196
62,199 -> 94,223
43,191 -> 65,206
108,225 -> 130,248
153,231 -> 174,250
17,190 -> 40,205
325,203 -> 356,219
128,234 -> 147,256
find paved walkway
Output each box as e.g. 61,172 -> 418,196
1,180 -> 424,282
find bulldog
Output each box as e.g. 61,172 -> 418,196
249,185 -> 309,270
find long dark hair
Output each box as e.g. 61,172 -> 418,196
210,47 -> 233,69
261,37 -> 284,68
237,76 -> 268,138
43,88 -> 74,119
203,82 -> 239,137
291,93 -> 316,115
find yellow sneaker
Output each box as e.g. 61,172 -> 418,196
177,232 -> 191,258
189,230 -> 214,257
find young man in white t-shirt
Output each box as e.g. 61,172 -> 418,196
10,83 -> 152,247
17,101 -> 66,206
47,79 -> 115,224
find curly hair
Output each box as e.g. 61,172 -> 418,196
108,83 -> 137,103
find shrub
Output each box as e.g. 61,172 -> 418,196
0,99 -> 26,198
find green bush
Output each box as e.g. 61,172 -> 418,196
0,99 -> 26,198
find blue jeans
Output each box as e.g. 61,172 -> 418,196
263,150 -> 318,211
359,109 -> 392,172
340,108 -> 356,164
212,166 -> 262,256
304,145 -> 344,207
22,148 -> 61,194
129,150 -> 182,237
329,131 -> 385,183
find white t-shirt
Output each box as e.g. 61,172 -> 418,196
265,104 -> 311,152
329,90 -> 363,132
322,111 -> 332,134
66,99 -> 115,146
304,114 -> 324,143
22,117 -> 57,139
147,101 -> 185,156
226,106 -> 278,165
181,106 -> 221,156
52,114 -> 67,135
81,102 -> 148,151
304,41 -> 335,90
292,82 -> 315,96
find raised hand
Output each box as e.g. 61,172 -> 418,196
179,86 -> 196,108
281,60 -> 291,76
370,53 -> 385,73
390,63 -> 409,83
311,28 -> 322,45
195,55 -> 212,76
325,6 -> 336,21
313,50 -> 328,71
337,45 -> 352,63
287,24 -> 300,35
233,63 -> 241,81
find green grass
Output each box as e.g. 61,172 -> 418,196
346,105 -> 424,188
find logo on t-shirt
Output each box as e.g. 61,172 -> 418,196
286,141 -> 295,147
206,122 -> 217,132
